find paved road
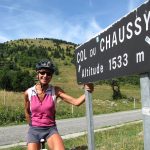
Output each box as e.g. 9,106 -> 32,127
0,109 -> 142,147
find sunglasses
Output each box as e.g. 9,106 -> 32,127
38,71 -> 52,76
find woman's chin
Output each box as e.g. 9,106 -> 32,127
41,81 -> 49,85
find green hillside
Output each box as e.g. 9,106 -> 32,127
0,38 -> 79,91
0,38 -> 77,70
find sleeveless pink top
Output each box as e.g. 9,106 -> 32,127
27,85 -> 57,127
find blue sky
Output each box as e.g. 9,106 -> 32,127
0,0 -> 147,44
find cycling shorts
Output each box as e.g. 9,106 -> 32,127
27,125 -> 58,144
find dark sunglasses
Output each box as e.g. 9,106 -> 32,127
38,71 -> 52,76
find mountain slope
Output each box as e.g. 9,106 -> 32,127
0,38 -> 77,71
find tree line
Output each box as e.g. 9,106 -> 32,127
0,69 -> 35,92
0,38 -> 76,91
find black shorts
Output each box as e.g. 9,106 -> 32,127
27,125 -> 58,144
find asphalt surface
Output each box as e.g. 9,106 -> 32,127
0,109 -> 142,148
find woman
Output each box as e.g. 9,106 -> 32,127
24,59 -> 94,150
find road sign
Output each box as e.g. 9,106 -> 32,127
75,1 -> 150,84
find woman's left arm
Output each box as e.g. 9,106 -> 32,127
55,83 -> 94,106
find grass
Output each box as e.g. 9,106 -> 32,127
0,64 -> 142,125
0,66 -> 141,125
64,121 -> 144,150
0,121 -> 143,150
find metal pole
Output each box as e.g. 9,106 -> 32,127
134,98 -> 136,109
85,90 -> 95,150
140,73 -> 150,150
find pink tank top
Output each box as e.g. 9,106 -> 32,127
27,85 -> 57,127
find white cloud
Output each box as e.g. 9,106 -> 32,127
12,11 -> 103,44
0,35 -> 10,43
50,17 -> 103,44
0,3 -> 28,14
0,2 -> 103,44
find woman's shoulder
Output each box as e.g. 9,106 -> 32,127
24,85 -> 36,95
49,85 -> 60,91
53,86 -> 65,97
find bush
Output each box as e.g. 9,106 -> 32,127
12,70 -> 35,91
0,70 -> 13,90
0,69 -> 35,92
0,105 -> 25,126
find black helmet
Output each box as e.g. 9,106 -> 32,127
36,59 -> 55,74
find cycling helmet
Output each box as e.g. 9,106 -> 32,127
36,59 -> 55,74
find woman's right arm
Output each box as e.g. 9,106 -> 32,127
24,90 -> 31,124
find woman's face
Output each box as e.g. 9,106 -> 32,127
37,69 -> 53,85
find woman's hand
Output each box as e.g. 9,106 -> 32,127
84,83 -> 94,93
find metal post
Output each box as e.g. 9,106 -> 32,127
134,98 -> 136,109
85,90 -> 95,150
140,73 -> 150,150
